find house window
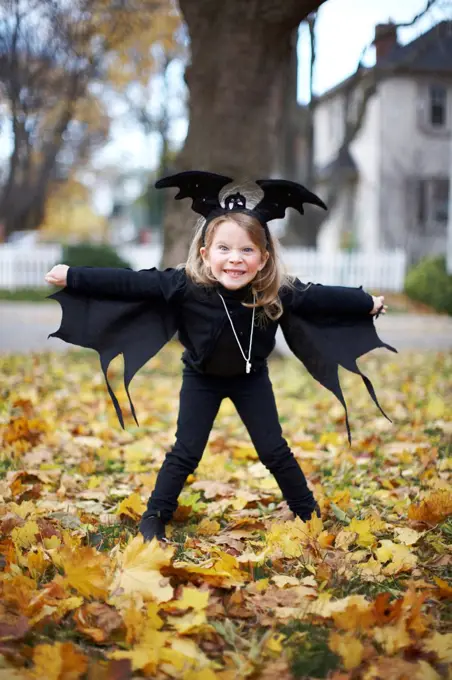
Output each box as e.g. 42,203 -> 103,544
416,178 -> 449,230
429,85 -> 447,128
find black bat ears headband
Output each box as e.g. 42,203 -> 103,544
155,170 -> 327,247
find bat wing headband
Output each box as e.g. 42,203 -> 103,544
155,170 -> 327,247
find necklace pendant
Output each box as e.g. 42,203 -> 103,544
246,361 -> 251,374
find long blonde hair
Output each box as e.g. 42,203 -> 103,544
184,190 -> 292,321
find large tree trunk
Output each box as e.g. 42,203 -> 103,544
161,0 -> 327,266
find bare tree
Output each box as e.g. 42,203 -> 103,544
0,0 -> 169,241
160,0 -> 327,267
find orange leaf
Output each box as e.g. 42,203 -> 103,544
30,641 -> 88,680
408,490 -> 452,525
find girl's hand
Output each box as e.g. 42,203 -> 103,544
370,295 -> 387,315
45,264 -> 69,287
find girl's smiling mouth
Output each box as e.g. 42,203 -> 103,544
224,269 -> 246,277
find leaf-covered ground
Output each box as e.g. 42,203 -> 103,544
0,344 -> 451,680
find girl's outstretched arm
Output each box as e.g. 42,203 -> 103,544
287,279 -> 375,317
45,264 -> 184,301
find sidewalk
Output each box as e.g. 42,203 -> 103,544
1,301 -> 452,355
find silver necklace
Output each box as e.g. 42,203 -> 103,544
218,292 -> 256,374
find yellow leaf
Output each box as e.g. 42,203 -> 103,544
255,578 -> 269,592
111,535 -> 175,602
167,586 -> 210,612
237,547 -> 270,564
307,594 -> 370,619
61,547 -> 111,600
172,550 -> 246,588
356,557 -> 383,579
426,395 -> 445,419
375,540 -> 417,574
318,531 -> 335,548
422,632 -> 452,663
265,517 -> 314,558
331,489 -> 351,510
109,629 -> 171,672
306,511 -> 323,538
43,535 -> 61,551
197,518 -> 221,536
320,432 -> 341,447
393,527 -> 423,545
26,547 -> 49,579
433,576 -> 452,599
30,641 -> 88,680
335,530 -> 357,550
348,518 -> 376,548
169,637 -> 210,664
166,610 -> 207,634
373,619 -> 411,654
8,501 -> 37,519
329,631 -> 364,670
265,633 -> 286,654
116,492 -> 146,520
415,661 -> 442,680
11,521 -> 39,549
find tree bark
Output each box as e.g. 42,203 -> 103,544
161,0 -> 326,266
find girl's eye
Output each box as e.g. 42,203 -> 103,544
219,245 -> 228,251
243,248 -> 254,253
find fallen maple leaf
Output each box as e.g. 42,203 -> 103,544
375,540 -> 417,575
29,641 -> 88,680
116,492 -> 146,520
73,602 -> 123,643
422,631 -> 452,663
329,630 -> 364,670
61,546 -> 111,600
408,489 -> 452,525
111,535 -> 175,602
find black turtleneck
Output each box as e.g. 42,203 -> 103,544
215,281 -> 253,302
202,282 -> 271,377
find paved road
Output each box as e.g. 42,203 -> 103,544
1,301 -> 452,355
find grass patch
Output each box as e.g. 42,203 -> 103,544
86,523 -> 128,551
328,571 -> 408,600
279,621 -> 340,679
0,287 -> 57,302
0,456 -> 19,478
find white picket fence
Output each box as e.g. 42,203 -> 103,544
0,244 -> 407,291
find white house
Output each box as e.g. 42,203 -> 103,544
314,20 -> 452,264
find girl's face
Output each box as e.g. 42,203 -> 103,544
200,219 -> 269,290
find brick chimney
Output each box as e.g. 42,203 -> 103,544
373,23 -> 398,62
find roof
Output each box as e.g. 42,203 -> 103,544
378,20 -> 452,73
316,148 -> 358,184
316,20 -> 452,103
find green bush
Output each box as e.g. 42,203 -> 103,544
0,288 -> 52,302
404,255 -> 452,315
61,242 -> 132,269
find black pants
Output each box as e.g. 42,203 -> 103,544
145,366 -> 316,522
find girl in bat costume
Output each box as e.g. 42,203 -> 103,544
45,171 -> 393,544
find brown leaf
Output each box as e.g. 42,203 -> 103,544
74,603 -> 123,644
0,611 -> 30,642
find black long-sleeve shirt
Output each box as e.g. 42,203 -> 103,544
66,266 -> 373,377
